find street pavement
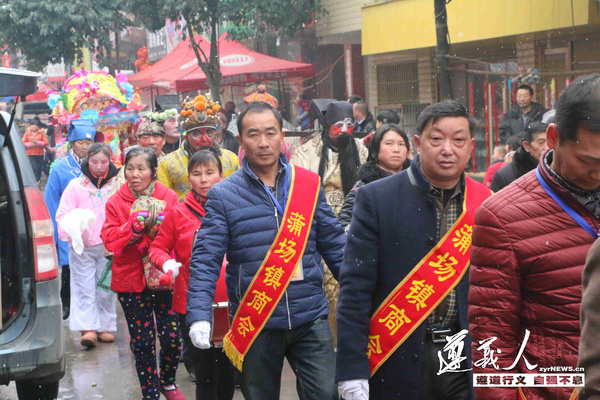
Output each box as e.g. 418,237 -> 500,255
0,305 -> 300,399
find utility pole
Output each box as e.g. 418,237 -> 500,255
434,0 -> 453,100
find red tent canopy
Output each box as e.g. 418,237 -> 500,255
128,35 -> 203,89
25,82 -> 53,102
130,33 -> 314,92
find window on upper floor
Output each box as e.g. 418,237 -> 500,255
377,62 -> 419,105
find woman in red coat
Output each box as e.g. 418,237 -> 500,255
101,147 -> 183,400
149,149 -> 236,400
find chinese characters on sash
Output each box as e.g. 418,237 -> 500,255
367,178 -> 492,376
237,213 -> 308,338
223,166 -> 320,372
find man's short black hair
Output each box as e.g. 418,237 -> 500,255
415,100 -> 477,136
555,74 -> 600,143
353,101 -> 369,116
517,84 -> 534,96
348,95 -> 363,104
523,122 -> 547,144
506,134 -> 522,151
236,101 -> 283,136
376,109 -> 401,125
494,144 -> 507,157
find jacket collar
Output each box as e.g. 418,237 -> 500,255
183,191 -> 207,219
512,146 -> 538,174
541,149 -> 600,218
407,155 -> 466,194
81,162 -> 118,189
69,150 -> 83,166
358,161 -> 392,184
510,102 -> 545,119
242,152 -> 289,182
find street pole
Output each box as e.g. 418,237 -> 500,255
434,0 -> 453,100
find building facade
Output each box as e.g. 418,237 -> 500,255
360,0 -> 600,170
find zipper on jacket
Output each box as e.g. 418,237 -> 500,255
250,171 -> 282,226
273,174 -> 292,329
237,264 -> 243,300
316,256 -> 325,290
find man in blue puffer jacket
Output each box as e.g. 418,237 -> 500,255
187,101 -> 345,400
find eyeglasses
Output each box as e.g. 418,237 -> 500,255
332,118 -> 354,129
187,127 -> 215,139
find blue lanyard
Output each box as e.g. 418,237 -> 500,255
535,167 -> 599,239
264,164 -> 288,216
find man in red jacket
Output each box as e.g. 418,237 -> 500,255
469,74 -> 600,399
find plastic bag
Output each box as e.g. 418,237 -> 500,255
97,258 -> 115,293
58,208 -> 96,255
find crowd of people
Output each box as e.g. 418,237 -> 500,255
34,74 -> 600,400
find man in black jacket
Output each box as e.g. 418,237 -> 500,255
352,101 -> 376,134
498,84 -> 547,144
491,122 -> 548,192
336,100 -> 491,400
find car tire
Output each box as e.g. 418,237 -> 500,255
15,380 -> 59,400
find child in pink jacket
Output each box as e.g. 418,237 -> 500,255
56,143 -> 119,348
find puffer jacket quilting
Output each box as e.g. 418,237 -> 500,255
469,156 -> 597,400
186,154 -> 346,330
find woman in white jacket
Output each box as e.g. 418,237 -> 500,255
56,143 -> 119,348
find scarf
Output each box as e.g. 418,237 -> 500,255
318,131 -> 361,197
128,180 -> 156,199
70,149 -> 83,165
127,180 -> 160,252
191,189 -> 207,206
185,190 -> 207,222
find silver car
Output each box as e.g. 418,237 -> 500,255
0,68 -> 65,399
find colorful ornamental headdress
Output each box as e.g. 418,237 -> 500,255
244,84 -> 278,109
179,95 -> 221,132
147,109 -> 178,124
138,108 -> 178,136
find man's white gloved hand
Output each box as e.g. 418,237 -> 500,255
162,259 -> 182,278
189,320 -> 211,349
338,379 -> 369,400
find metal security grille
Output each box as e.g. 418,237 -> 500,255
374,103 -> 429,136
377,62 -> 419,105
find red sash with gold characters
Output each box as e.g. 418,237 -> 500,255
368,176 -> 492,375
223,165 -> 320,371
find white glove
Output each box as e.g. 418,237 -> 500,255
58,209 -> 96,255
162,259 -> 182,278
338,379 -> 369,400
189,320 -> 211,349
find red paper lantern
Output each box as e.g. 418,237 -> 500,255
134,59 -> 143,69
139,64 -> 151,71
136,46 -> 149,59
